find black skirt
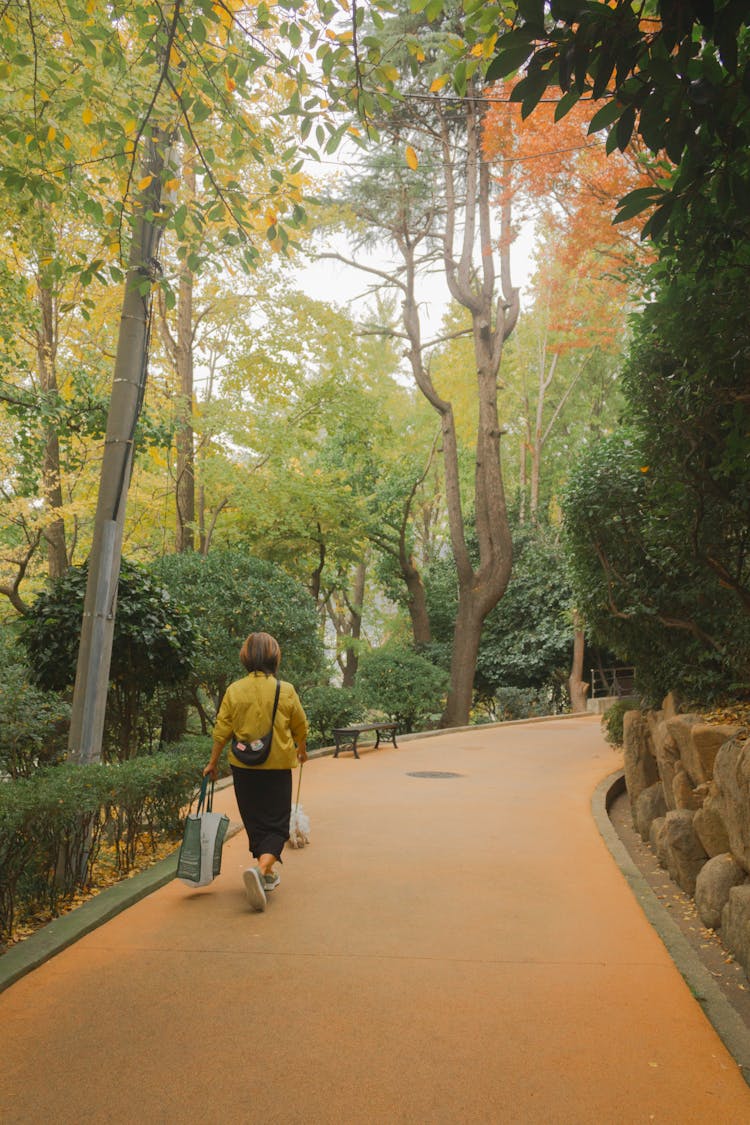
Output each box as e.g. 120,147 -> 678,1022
231,766 -> 292,861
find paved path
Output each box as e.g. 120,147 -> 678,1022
2,717 -> 750,1124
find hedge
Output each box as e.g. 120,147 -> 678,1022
0,739 -> 212,946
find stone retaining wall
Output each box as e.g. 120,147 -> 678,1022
623,695 -> 750,975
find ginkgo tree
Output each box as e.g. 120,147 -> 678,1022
0,0 -> 340,763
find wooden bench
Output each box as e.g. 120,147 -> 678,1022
332,723 -> 398,759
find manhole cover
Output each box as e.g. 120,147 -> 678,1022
406,771 -> 464,779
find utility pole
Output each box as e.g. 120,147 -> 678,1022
68,133 -> 171,764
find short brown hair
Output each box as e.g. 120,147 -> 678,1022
240,632 -> 281,675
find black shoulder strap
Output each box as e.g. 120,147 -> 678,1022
270,678 -> 281,724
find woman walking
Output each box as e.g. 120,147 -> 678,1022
203,632 -> 308,911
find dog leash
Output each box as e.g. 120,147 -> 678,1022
294,759 -> 303,813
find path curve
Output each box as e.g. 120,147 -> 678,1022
2,717 -> 749,1123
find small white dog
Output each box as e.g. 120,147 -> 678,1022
288,804 -> 310,848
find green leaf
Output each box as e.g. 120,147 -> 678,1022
587,98 -> 623,134
486,43 -> 534,82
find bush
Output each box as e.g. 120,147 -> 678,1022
357,645 -> 448,732
19,561 -> 197,759
601,699 -> 641,748
155,551 -> 324,728
0,740 -> 209,946
303,684 -> 362,749
0,631 -> 69,778
562,429 -> 749,705
481,686 -> 548,723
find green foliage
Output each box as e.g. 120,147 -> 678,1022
601,700 -> 640,749
0,1 -> 319,277
357,644 -> 448,732
562,428 -> 749,705
0,740 -> 208,945
475,524 -> 573,703
303,684 -> 363,749
0,631 -> 69,779
480,686 -> 548,723
19,560 -> 197,758
155,550 -> 323,716
425,522 -> 574,704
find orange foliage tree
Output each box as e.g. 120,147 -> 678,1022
482,85 -> 656,522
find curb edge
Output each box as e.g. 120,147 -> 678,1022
592,769 -> 750,1087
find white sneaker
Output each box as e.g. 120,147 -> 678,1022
243,867 -> 267,911
262,871 -> 280,892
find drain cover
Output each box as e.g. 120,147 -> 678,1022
406,771 -> 464,779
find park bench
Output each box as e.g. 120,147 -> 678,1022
332,722 -> 398,759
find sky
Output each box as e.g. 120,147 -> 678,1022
294,221 -> 538,334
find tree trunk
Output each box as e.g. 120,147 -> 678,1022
441,595 -> 484,727
403,560 -> 431,646
518,436 -> 527,524
175,165 -> 196,553
68,134 -> 171,765
35,267 -> 68,578
405,97 -> 516,727
568,611 -> 590,712
341,561 -> 366,688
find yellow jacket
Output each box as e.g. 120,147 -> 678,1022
213,671 -> 308,770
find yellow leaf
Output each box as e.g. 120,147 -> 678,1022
405,145 -> 418,171
46,125 -> 56,142
348,126 -> 361,137
213,3 -> 232,27
225,73 -> 236,92
138,175 -> 153,191
82,106 -> 93,125
470,43 -> 484,57
429,74 -> 450,93
415,49 -> 425,62
164,178 -> 179,191
169,44 -> 181,67
62,30 -> 73,48
483,33 -> 498,59
381,65 -> 399,82
124,118 -> 137,136
63,134 -> 71,150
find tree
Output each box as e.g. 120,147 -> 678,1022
483,0 -> 750,239
425,520 -> 575,712
0,0 -> 323,763
323,7 -> 522,724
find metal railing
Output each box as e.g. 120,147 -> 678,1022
590,667 -> 636,699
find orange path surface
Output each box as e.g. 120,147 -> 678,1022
2,716 -> 750,1124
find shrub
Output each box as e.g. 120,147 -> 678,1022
0,631 -> 69,778
19,561 -> 197,759
155,551 -> 324,728
601,699 -> 641,748
562,429 -> 749,705
357,645 -> 448,732
483,686 -> 548,723
303,684 -> 362,749
0,740 -> 209,945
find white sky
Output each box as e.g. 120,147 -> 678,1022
295,222 -> 538,333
